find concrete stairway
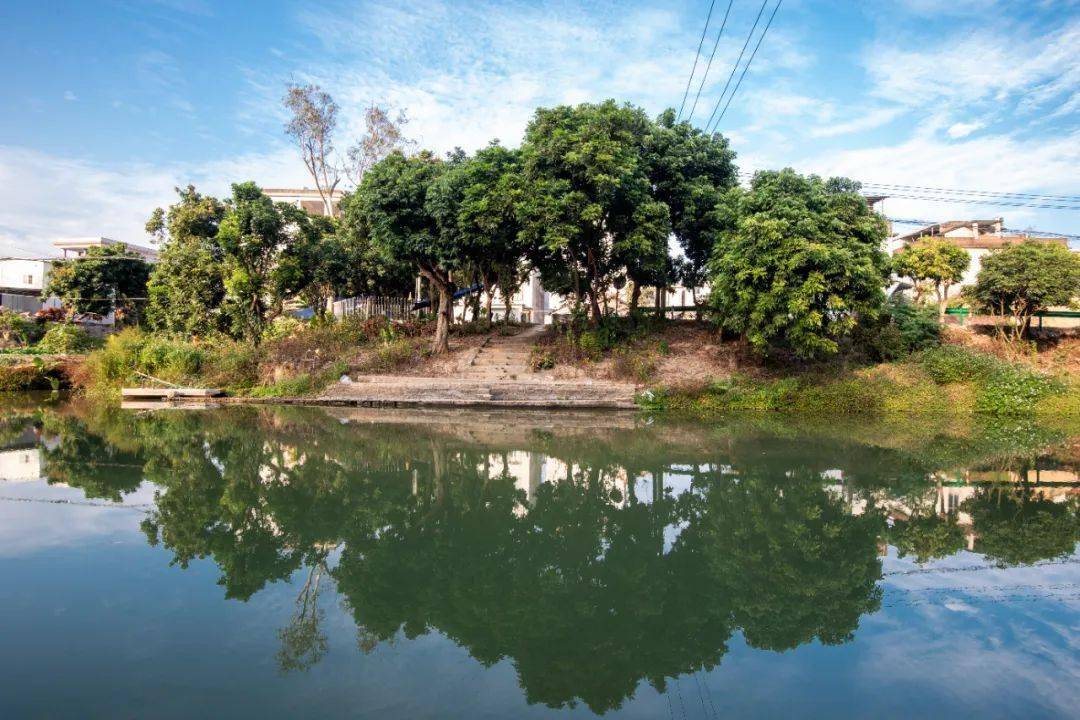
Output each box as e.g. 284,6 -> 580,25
459,326 -> 541,379
323,325 -> 639,410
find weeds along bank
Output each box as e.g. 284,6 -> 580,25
71,315 -> 519,398
638,346 -> 1079,419
534,307 -> 1078,419
73,316 -> 432,398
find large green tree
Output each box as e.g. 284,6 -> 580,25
892,238 -> 970,319
708,170 -> 890,359
145,185 -> 228,336
517,101 -> 671,322
971,240 -> 1080,341
645,109 -> 738,308
358,151 -> 457,352
428,143 -> 528,324
216,182 -> 296,341
45,243 -> 151,323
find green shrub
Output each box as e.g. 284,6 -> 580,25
976,366 -> 1060,415
0,309 -> 38,345
916,346 -> 1003,384
136,337 -> 206,380
577,331 -> 604,360
530,349 -> 555,371
262,315 -> 304,342
611,348 -> 657,383
889,300 -> 941,353
36,323 -> 100,354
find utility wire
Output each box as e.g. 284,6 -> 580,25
858,183 -> 1080,203
677,0 -> 717,121
0,255 -> 152,263
702,0 -> 770,131
711,0 -> 784,131
732,171 -> 1080,210
886,217 -> 1080,240
866,194 -> 1079,211
685,0 -> 735,123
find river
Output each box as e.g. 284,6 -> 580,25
1,396 -> 1078,718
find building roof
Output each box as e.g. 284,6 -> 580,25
53,237 -> 158,260
894,219 -> 1068,249
263,187 -> 345,198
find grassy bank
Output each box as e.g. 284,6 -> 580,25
72,317 -> 428,398
72,315 -> 520,398
639,345 -> 1079,418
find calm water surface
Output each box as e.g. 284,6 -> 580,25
1,396 -> 1079,719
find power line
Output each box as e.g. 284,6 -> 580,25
0,255 -> 152,263
677,0 -> 717,121
859,182 -> 1080,203
711,0 -> 784,131
703,0 -> 770,132
733,171 -> 1080,209
684,0 -> 735,123
869,194 -> 1079,211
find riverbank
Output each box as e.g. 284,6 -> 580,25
640,345 -> 1080,418
26,316 -> 1079,418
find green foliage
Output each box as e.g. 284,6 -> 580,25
975,365 -> 1061,416
887,299 -> 941,353
44,243 -> 151,322
216,182 -> 295,341
971,240 -> 1080,339
915,345 -> 1003,384
648,108 -> 738,276
36,323 -> 100,354
892,238 -> 970,311
889,514 -> 967,563
517,100 -> 672,317
856,299 -> 941,361
0,309 -> 37,345
708,170 -> 890,360
145,185 -> 228,336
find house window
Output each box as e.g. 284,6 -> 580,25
23,275 -> 33,284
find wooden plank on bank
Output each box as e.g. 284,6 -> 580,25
121,387 -> 224,399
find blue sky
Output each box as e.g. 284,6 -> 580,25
1,0 -> 1078,254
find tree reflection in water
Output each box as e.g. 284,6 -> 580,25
10,403 -> 1080,714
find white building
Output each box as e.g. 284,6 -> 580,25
0,237 -> 155,316
888,219 -> 1070,289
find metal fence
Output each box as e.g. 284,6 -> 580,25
331,295 -> 414,321
0,293 -> 43,313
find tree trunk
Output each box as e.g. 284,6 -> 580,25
421,265 -> 452,354
936,284 -> 947,321
587,283 -> 603,326
629,282 -> 641,313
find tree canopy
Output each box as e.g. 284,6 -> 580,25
44,243 -> 151,322
971,240 -> 1080,340
145,185 -> 228,336
708,169 -> 891,359
892,238 -> 970,317
517,101 -> 673,321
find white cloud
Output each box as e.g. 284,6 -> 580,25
795,125 -> 1080,235
946,121 -> 984,138
865,18 -> 1080,114
810,107 -> 906,138
62,90 -> 77,102
0,144 -> 308,255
